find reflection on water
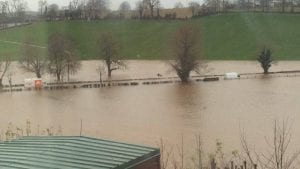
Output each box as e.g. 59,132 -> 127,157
1,61 -> 300,159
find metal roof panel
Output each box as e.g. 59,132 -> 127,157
0,136 -> 160,169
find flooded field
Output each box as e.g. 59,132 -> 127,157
1,61 -> 300,162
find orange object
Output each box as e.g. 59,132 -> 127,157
35,80 -> 42,89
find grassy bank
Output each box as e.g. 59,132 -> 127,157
0,13 -> 300,60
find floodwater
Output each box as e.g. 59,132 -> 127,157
1,60 -> 300,163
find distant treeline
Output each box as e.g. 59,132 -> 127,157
1,0 -> 300,26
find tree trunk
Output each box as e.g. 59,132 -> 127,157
108,70 -> 112,78
67,65 -> 70,82
99,71 -> 102,84
57,73 -> 61,81
291,0 -> 294,13
0,78 -> 2,88
282,0 -> 285,13
247,0 -> 250,11
178,72 -> 190,83
36,71 -> 42,78
150,7 -> 154,18
107,61 -> 112,78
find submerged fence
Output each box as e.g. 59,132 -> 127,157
1,70 -> 300,93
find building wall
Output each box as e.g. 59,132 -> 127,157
133,155 -> 161,169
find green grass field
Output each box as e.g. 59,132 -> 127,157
0,12 -> 300,60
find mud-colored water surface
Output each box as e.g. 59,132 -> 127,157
1,61 -> 300,161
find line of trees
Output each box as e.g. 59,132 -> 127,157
37,0 -> 177,21
0,23 -> 274,87
38,0 -> 109,21
2,0 -> 300,27
135,0 -> 161,19
41,0 -> 300,22
25,26 -> 202,84
0,0 -> 28,27
0,26 -> 201,86
190,0 -> 300,18
47,33 -> 81,81
5,31 -> 124,84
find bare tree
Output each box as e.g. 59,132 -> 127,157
170,25 -> 204,83
6,71 -> 14,93
191,134 -> 204,169
47,3 -> 59,21
143,0 -> 160,18
68,0 -> 83,20
174,2 -> 184,9
69,0 -> 80,9
78,0 -> 88,19
257,47 -> 273,74
0,55 -> 11,88
119,1 -> 131,16
136,0 -> 146,19
5,0 -> 27,23
38,0 -> 47,17
65,50 -> 81,81
259,0 -> 271,12
154,0 -> 161,18
240,127 -> 256,168
158,138 -> 173,169
96,65 -> 105,84
19,37 -> 47,78
86,0 -> 109,20
97,32 -> 125,78
0,1 -> 8,29
205,0 -> 221,14
290,0 -> 295,13
240,120 -> 300,169
279,0 -> 286,12
172,135 -> 185,169
189,1 -> 201,17
47,33 -> 80,81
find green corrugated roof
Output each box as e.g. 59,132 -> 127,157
0,136 -> 160,169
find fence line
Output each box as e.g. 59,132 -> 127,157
1,70 -> 300,93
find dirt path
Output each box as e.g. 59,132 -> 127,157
0,39 -> 46,49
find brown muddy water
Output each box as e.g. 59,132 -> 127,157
1,60 -> 300,162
